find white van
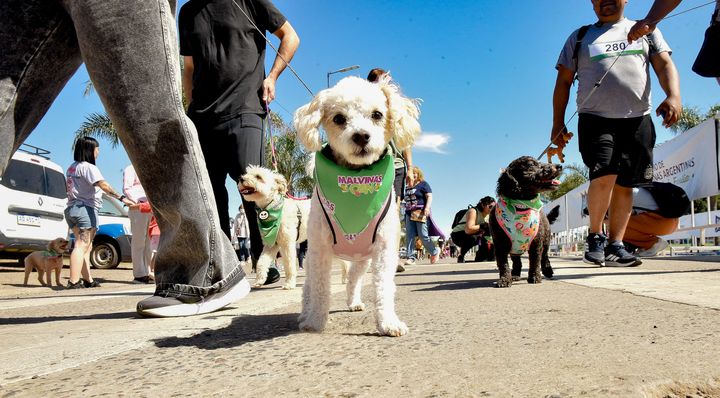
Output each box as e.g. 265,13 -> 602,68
0,145 -> 68,259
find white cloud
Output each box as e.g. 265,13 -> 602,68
413,132 -> 450,154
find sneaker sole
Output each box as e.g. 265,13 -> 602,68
605,259 -> 642,267
583,256 -> 605,267
138,278 -> 251,318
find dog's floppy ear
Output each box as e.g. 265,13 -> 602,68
294,91 -> 326,152
497,169 -> 522,197
46,240 -> 54,251
381,83 -> 421,151
274,173 -> 288,196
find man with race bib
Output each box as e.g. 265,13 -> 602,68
551,0 -> 681,267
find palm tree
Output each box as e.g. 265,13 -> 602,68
265,112 -> 314,196
543,163 -> 588,201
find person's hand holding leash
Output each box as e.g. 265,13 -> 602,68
262,77 -> 277,103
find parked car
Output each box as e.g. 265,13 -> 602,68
70,194 -> 132,269
0,145 -> 68,261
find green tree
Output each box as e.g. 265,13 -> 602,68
543,163 -> 588,201
265,112 -> 314,196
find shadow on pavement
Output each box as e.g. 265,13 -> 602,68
410,279 -> 495,291
553,267 -> 720,280
153,312 -> 300,350
0,311 -> 138,325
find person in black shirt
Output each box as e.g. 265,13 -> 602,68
179,0 -> 299,265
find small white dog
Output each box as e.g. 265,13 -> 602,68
294,76 -> 421,337
239,165 -> 310,289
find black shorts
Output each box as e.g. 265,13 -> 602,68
578,113 -> 656,187
393,166 -> 406,199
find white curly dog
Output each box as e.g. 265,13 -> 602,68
239,165 -> 310,289
294,76 -> 421,337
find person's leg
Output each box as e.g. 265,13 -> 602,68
587,175 -> 616,234
607,185 -> 633,241
404,216 -> 418,261
417,221 -> 439,256
226,113 -> 265,264
0,0 -> 82,172
624,212 -> 678,250
128,208 -> 152,278
60,0 -> 248,312
69,226 -> 92,284
81,228 -> 97,283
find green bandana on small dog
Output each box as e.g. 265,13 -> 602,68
256,195 -> 284,247
495,194 -> 543,255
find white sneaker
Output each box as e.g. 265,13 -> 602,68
137,278 -> 251,317
636,239 -> 669,258
405,258 -> 416,265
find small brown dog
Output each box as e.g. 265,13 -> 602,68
23,238 -> 68,287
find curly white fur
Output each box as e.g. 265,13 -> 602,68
294,76 -> 421,337
239,165 -> 310,290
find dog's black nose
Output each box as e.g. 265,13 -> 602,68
352,132 -> 370,147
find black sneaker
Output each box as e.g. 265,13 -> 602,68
457,256 -> 465,264
583,233 -> 607,267
83,279 -> 101,288
605,242 -> 642,267
66,280 -> 85,289
133,276 -> 152,284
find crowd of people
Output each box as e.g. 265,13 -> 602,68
1,0 -> 716,318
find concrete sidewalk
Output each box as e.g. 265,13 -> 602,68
1,256 -> 719,397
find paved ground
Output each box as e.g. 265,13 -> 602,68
1,255 -> 719,397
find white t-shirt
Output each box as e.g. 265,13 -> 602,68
123,165 -> 147,203
66,161 -> 104,208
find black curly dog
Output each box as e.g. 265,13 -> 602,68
489,156 -> 562,288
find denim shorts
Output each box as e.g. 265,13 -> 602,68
65,203 -> 98,230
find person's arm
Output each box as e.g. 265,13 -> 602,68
550,65 -> 575,148
263,21 -> 300,103
650,51 -> 682,127
628,0 -> 682,43
96,180 -> 136,206
182,56 -> 194,107
122,168 -> 132,198
464,208 -> 480,235
403,149 -> 413,168
423,192 -> 433,216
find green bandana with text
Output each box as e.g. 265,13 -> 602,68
315,147 -> 394,236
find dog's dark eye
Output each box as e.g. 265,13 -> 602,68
371,111 -> 383,121
256,174 -> 263,181
333,114 -> 347,125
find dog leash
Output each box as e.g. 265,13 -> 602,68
264,101 -> 279,172
538,1 -> 715,161
231,0 -> 314,97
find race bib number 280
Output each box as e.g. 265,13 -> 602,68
588,39 -> 643,61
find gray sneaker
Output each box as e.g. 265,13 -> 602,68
137,278 -> 250,317
605,242 -> 642,267
583,233 -> 607,267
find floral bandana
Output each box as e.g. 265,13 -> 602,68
256,195 -> 284,247
495,194 -> 543,255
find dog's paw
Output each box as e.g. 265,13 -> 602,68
282,281 -> 296,290
252,280 -> 266,288
527,276 -> 542,284
495,277 -> 513,288
348,302 -> 365,312
511,275 -> 521,282
378,319 -> 409,337
298,317 -> 325,333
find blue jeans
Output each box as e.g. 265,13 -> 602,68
404,214 -> 439,260
0,0 -> 245,301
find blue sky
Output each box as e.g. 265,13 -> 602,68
23,0 -> 719,234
